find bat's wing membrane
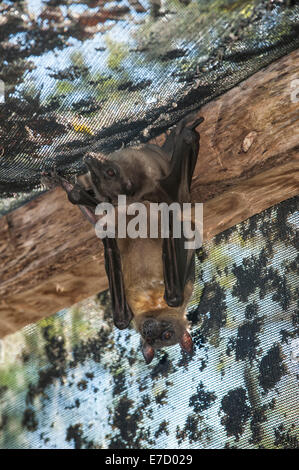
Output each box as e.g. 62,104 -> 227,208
158,117 -> 203,307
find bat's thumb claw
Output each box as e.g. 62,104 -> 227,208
190,116 -> 204,131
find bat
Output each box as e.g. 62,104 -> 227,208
43,116 -> 203,364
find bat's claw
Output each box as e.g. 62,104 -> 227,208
40,168 -> 73,192
40,170 -> 60,190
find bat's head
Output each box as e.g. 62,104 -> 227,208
84,148 -> 155,202
84,145 -> 167,202
84,152 -> 135,201
136,313 -> 193,364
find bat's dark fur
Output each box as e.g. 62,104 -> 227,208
42,116 -> 203,364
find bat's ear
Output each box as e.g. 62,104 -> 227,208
141,342 -> 155,364
180,330 -> 193,354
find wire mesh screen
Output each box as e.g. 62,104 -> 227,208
0,0 -> 298,197
0,196 -> 298,449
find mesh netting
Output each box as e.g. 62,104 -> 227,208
0,197 -> 298,449
0,0 -> 298,197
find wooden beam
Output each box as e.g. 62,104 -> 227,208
0,50 -> 298,337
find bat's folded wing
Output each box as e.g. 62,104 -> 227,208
102,237 -> 133,329
43,171 -> 133,329
158,118 -> 203,307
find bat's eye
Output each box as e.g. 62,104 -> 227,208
106,168 -> 116,177
162,331 -> 173,341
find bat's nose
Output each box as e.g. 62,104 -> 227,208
84,153 -> 96,165
84,153 -> 102,174
84,152 -> 107,165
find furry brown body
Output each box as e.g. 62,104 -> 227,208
117,220 -> 194,354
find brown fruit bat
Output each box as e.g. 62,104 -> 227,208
44,116 -> 203,364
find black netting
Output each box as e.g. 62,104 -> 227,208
0,0 -> 298,197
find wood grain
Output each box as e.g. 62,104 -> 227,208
190,49 -> 299,202
0,50 -> 298,337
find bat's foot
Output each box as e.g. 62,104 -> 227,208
189,116 -> 204,131
40,169 -> 74,193
40,170 -> 60,190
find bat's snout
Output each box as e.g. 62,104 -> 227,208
84,153 -> 98,168
84,152 -> 107,166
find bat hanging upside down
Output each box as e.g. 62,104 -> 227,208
43,116 -> 203,364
